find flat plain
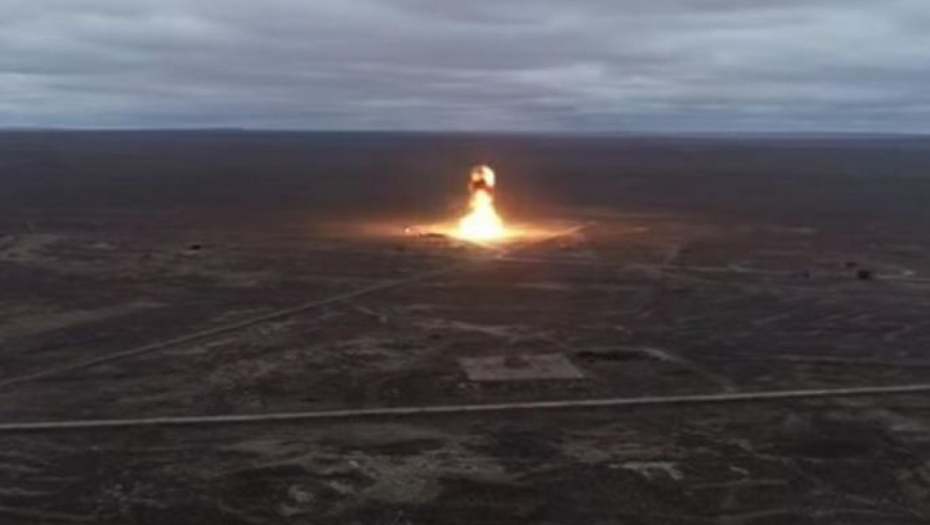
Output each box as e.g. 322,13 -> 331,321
1,132 -> 929,524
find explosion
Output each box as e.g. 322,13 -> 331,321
457,165 -> 507,242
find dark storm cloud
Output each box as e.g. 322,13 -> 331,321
1,0 -> 928,132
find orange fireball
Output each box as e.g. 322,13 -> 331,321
457,165 -> 507,242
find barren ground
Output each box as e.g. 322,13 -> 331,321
0,132 -> 928,524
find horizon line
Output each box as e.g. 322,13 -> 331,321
0,127 -> 928,139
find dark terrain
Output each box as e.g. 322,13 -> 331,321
0,132 -> 929,524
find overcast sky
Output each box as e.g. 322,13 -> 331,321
2,0 -> 929,132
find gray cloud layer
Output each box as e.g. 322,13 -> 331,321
1,0 -> 929,132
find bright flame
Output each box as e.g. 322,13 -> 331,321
457,165 -> 507,242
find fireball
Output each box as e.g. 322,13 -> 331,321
457,165 -> 507,242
